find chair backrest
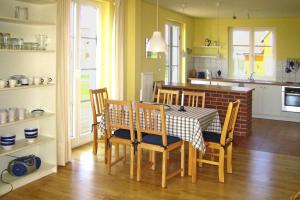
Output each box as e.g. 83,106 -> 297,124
152,81 -> 164,102
135,103 -> 167,146
105,100 -> 135,142
182,91 -> 205,108
220,100 -> 240,146
157,89 -> 179,105
89,88 -> 109,124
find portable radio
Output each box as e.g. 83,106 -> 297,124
7,155 -> 41,176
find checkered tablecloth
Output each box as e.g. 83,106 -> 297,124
99,105 -> 221,153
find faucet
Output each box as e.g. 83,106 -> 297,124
248,72 -> 255,81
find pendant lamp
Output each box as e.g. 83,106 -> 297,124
148,0 -> 167,53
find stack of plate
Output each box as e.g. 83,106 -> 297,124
24,128 -> 38,142
1,134 -> 16,150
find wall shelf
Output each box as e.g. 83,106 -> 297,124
0,162 -> 56,196
0,83 -> 55,92
0,135 -> 55,157
0,49 -> 55,53
16,0 -> 57,4
191,54 -> 220,58
0,112 -> 55,128
0,16 -> 56,26
194,46 -> 221,49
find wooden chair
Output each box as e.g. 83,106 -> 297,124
193,100 -> 240,183
181,91 -> 206,176
135,103 -> 184,188
105,100 -> 135,179
89,88 -> 109,155
152,81 -> 164,102
183,91 -> 205,108
157,89 -> 179,105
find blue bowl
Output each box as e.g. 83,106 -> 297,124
1,134 -> 16,140
25,131 -> 38,135
1,142 -> 15,146
25,135 -> 38,139
1,138 -> 15,142
24,128 -> 38,132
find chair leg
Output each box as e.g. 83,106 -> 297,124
162,151 -> 167,188
123,144 -> 126,164
198,152 -> 203,167
115,144 -> 119,160
218,148 -> 225,183
130,145 -> 134,179
106,143 -> 112,175
191,146 -> 197,183
181,142 -> 185,177
151,151 -> 156,170
227,144 -> 233,173
104,134 -> 108,164
188,143 -> 192,176
137,147 -> 142,182
92,127 -> 98,155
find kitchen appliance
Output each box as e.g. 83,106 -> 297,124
282,86 -> 300,112
8,155 -> 41,177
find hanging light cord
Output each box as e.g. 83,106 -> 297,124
156,0 -> 159,31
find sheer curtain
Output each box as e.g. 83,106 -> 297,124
112,0 -> 125,100
56,0 -> 72,166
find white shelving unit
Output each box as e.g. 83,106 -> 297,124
191,54 -> 220,58
194,45 -> 221,49
0,0 -> 57,196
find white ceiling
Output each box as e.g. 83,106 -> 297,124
144,0 -> 300,18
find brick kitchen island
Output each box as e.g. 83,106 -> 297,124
161,83 -> 254,137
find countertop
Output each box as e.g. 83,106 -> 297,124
188,78 -> 300,87
162,82 -> 254,93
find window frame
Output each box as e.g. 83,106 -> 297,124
229,27 -> 276,81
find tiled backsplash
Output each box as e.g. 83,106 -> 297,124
188,57 -> 300,82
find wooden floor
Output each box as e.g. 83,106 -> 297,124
1,118 -> 300,200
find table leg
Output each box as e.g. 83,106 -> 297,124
191,145 -> 197,183
188,142 -> 192,176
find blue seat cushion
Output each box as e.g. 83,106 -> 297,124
113,129 -> 147,140
142,134 -> 181,147
202,131 -> 221,143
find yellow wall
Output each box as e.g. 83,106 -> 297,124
193,17 -> 300,60
124,0 -> 194,100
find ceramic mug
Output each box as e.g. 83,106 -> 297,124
8,79 -> 17,88
20,78 -> 29,85
41,77 -> 52,85
8,108 -> 17,122
17,108 -> 27,120
0,109 -> 8,124
0,79 -> 7,88
33,77 -> 41,85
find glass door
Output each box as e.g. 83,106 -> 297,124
70,0 -> 101,148
165,23 -> 180,83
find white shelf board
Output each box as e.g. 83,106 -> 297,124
16,0 -> 57,4
0,83 -> 55,92
0,16 -> 56,26
0,135 -> 55,157
0,112 -> 55,128
0,162 -> 56,196
0,49 -> 55,53
191,54 -> 219,58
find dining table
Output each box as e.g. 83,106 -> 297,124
99,103 -> 221,181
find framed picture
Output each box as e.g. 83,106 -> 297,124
145,38 -> 158,59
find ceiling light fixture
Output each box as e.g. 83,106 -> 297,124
147,0 -> 167,53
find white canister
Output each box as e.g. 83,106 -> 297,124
17,108 -> 27,120
0,109 -> 8,124
8,79 -> 17,88
33,77 -> 41,85
20,78 -> 29,85
8,108 -> 17,122
0,79 -> 7,88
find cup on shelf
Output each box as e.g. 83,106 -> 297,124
33,77 -> 42,85
31,109 -> 45,117
20,78 -> 29,85
8,108 -> 17,122
0,109 -> 8,124
17,108 -> 27,120
8,79 -> 17,88
0,79 -> 8,88
41,77 -> 52,85
0,133 -> 16,150
24,128 -> 38,142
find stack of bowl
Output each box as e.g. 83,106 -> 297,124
0,134 -> 16,150
24,128 -> 38,142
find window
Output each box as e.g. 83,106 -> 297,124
70,0 -> 101,148
165,23 -> 180,83
229,28 -> 276,80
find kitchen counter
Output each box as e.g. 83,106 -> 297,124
162,82 -> 254,93
161,82 -> 253,137
188,78 -> 300,87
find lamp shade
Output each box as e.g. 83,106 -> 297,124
147,31 -> 167,53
